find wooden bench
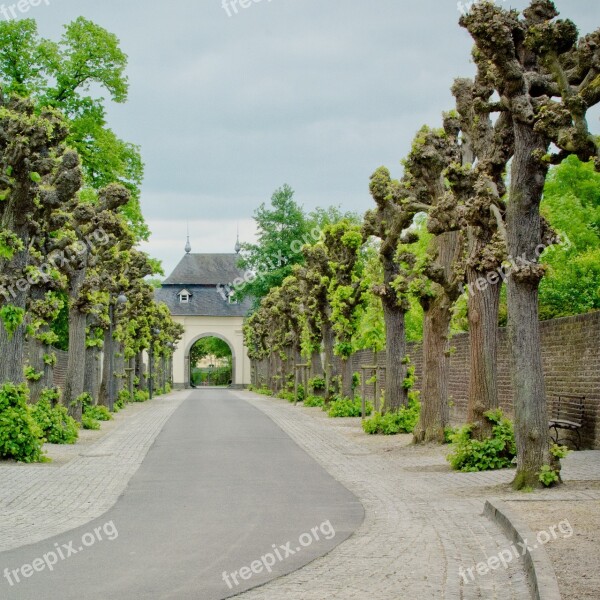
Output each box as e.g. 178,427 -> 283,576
548,394 -> 585,450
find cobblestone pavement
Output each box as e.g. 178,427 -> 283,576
0,391 -> 189,553
2,388 -> 598,599
233,392 -> 600,600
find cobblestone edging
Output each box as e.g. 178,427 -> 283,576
484,500 -> 561,600
0,391 -> 189,553
233,392 -> 533,600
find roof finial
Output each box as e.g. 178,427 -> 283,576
185,224 -> 192,254
235,224 -> 241,254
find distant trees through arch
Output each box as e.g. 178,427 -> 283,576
190,337 -> 233,387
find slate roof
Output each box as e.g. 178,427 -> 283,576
163,254 -> 246,286
155,285 -> 252,317
156,253 -> 253,317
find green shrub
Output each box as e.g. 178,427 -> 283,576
115,389 -> 130,409
309,376 -> 326,391
84,405 -> 112,422
304,395 -> 325,408
0,383 -> 45,462
539,465 -> 560,487
277,390 -> 295,402
444,426 -> 458,444
31,390 -> 79,444
133,389 -> 150,403
165,382 -> 172,394
327,396 -> 372,418
78,393 -> 93,413
447,409 -> 516,472
82,415 -> 101,430
362,394 -> 420,435
256,387 -> 273,396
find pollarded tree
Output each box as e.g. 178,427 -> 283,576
462,0 -> 600,488
294,263 -> 325,381
273,275 -> 305,390
428,64 -> 514,439
363,167 -> 424,411
0,96 -> 81,384
61,184 -> 131,419
0,18 -> 147,241
323,220 -> 367,399
298,243 -> 338,397
404,123 -> 465,444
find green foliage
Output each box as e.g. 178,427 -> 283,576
539,465 -> 560,487
254,386 -> 273,397
0,383 -> 45,462
84,405 -> 112,422
277,390 -> 295,402
403,365 -> 416,390
115,389 -> 130,409
304,395 -> 325,407
444,426 -> 458,444
550,444 -> 570,459
0,18 -> 148,240
43,353 -> 57,367
539,156 -> 600,319
190,337 -> 232,366
0,230 -> 24,259
309,376 -> 326,391
49,294 -> 69,351
82,415 -> 101,430
133,389 -> 150,403
363,394 -> 420,435
447,410 -> 516,472
77,393 -> 93,413
24,365 -> 43,382
237,184 -> 313,303
0,305 -> 25,338
327,396 -> 373,418
31,390 -> 79,444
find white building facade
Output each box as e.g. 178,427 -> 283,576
155,251 -> 252,388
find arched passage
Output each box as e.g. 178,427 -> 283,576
184,333 -> 236,388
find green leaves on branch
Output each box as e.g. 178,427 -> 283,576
0,230 -> 24,259
0,305 -> 25,338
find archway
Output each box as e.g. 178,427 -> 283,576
185,333 -> 235,388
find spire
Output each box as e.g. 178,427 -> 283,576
234,225 -> 241,254
185,224 -> 191,254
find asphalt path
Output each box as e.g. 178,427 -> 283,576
0,389 -> 364,599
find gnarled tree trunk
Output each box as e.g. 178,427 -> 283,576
414,231 -> 461,444
382,300 -> 408,412
466,235 -> 501,439
63,306 -> 88,421
84,345 -> 101,404
507,123 -> 552,490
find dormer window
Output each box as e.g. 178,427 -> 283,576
178,289 -> 192,304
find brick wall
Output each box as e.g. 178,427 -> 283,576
52,349 -> 69,389
351,312 -> 600,449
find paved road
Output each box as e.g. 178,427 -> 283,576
0,389 -> 364,600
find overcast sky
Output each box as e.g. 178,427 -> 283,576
32,0 -> 600,276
